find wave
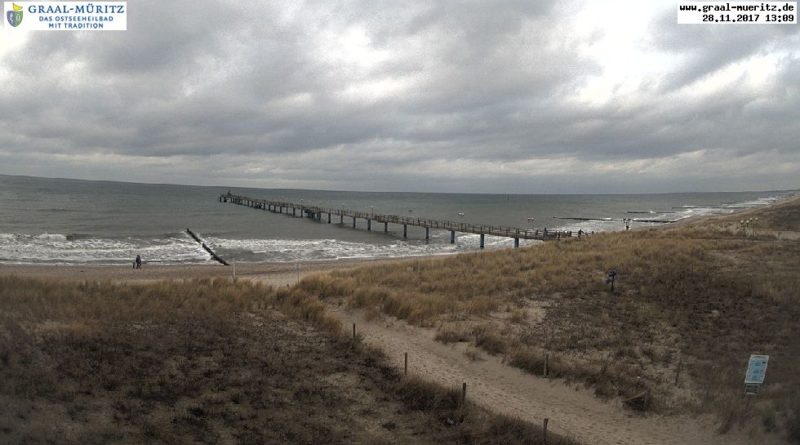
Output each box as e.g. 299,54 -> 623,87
669,194 -> 787,222
0,231 -> 532,265
549,192 -> 790,232
36,233 -> 68,241
0,232 -> 208,265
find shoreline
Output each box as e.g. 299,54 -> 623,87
654,190 -> 800,229
3,191 -> 797,283
0,255 -> 436,287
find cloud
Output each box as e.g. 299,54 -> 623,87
0,0 -> 797,193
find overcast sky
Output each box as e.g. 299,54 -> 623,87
0,0 -> 798,193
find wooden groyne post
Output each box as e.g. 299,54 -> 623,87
186,228 -> 229,266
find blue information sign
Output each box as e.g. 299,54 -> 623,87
744,354 -> 769,384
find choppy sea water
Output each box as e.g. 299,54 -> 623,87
0,174 -> 793,265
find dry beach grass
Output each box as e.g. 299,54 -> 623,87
290,194 -> 800,443
0,276 -> 579,444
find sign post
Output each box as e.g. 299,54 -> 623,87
744,354 -> 769,395
606,269 -> 617,292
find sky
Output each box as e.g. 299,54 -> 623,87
0,0 -> 798,193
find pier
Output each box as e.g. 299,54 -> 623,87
219,193 -> 572,248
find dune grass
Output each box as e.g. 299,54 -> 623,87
0,276 -> 580,445
290,197 -> 800,442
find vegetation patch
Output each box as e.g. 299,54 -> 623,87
0,276 -> 579,445
292,198 -> 800,442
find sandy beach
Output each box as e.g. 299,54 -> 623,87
0,255 -> 435,287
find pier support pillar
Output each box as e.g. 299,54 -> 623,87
403,224 -> 407,238
352,217 -> 356,228
425,227 -> 430,240
480,233 -> 485,249
514,237 -> 519,248
327,213 -> 331,224
450,230 -> 455,244
292,208 -> 296,217
384,222 -> 388,232
340,214 -> 344,224
367,219 -> 371,231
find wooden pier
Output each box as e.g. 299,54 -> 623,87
219,193 -> 573,248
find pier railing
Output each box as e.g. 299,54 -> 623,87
219,193 -> 572,243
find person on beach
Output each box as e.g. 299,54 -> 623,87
135,255 -> 142,269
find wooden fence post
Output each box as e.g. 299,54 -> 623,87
461,382 -> 467,406
352,323 -> 356,340
543,418 -> 549,445
404,352 -> 408,376
543,353 -> 550,378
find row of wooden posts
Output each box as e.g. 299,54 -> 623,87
350,322 -> 552,444
348,318 -> 672,437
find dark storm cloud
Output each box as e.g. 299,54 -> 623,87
0,0 -> 797,192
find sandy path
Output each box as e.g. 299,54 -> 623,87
328,307 -> 768,445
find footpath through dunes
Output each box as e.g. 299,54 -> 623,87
327,307 -> 763,445
0,277 -> 581,445
294,193 -> 800,445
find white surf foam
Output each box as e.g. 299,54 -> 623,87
0,232 -> 208,265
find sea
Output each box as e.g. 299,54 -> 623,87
0,174 -> 793,265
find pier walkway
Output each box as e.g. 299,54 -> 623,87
219,193 -> 573,248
